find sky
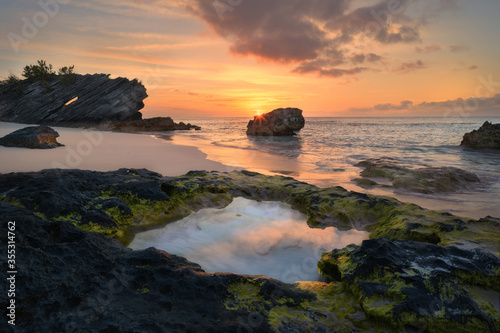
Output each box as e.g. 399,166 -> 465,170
1,0 -> 499,118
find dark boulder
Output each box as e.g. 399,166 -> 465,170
461,121 -> 500,149
0,125 -> 63,149
247,108 -> 305,136
102,117 -> 201,132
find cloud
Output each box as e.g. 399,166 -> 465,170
349,94 -> 500,113
449,44 -> 470,53
415,44 -> 442,53
469,65 -> 478,70
374,100 -> 413,110
394,60 -> 426,73
367,53 -> 383,63
184,0 -> 457,78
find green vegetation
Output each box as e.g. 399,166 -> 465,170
22,60 -> 56,83
58,65 -> 76,84
2,60 -> 77,91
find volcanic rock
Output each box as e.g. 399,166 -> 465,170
461,121 -> 500,149
0,125 -> 63,149
318,238 -> 500,330
0,201 -> 314,332
246,108 -> 305,136
0,169 -> 499,331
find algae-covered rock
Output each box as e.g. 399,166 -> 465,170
318,238 -> 500,331
0,202 -> 282,332
355,158 -> 480,194
461,121 -> 500,149
1,168 -> 499,332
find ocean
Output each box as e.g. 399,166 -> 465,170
171,116 -> 500,219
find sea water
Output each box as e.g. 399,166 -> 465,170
129,197 -> 369,282
169,117 -> 500,218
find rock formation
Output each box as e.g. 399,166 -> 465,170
0,125 -> 63,149
0,169 -> 498,332
355,158 -> 480,193
318,237 -> 500,330
101,117 -> 201,132
461,121 -> 500,149
0,74 -> 147,126
247,108 -> 305,136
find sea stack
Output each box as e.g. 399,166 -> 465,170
0,125 -> 63,149
460,121 -> 500,149
246,107 -> 305,136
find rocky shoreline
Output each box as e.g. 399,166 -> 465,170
0,73 -> 200,133
1,169 -> 498,332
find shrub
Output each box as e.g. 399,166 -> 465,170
22,60 -> 56,83
58,65 -> 76,85
0,72 -> 20,86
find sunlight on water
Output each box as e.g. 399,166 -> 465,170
129,197 -> 369,283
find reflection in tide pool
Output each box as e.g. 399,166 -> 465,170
129,198 -> 369,283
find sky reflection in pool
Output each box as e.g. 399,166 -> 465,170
129,197 -> 369,283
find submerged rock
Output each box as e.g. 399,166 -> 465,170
0,125 -> 63,149
101,117 -> 201,132
247,108 -> 305,136
355,158 -> 480,193
0,74 -> 147,127
461,121 -> 500,149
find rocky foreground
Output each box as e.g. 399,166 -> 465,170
0,169 -> 499,332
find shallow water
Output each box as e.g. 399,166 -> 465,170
129,198 -> 369,283
170,117 -> 500,219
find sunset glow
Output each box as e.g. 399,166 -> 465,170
1,0 -> 499,117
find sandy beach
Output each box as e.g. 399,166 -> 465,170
0,122 -> 233,176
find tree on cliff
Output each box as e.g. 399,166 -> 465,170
18,60 -> 77,90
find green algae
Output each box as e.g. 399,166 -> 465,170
224,279 -> 266,312
0,195 -> 23,207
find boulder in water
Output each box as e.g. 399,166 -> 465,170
0,125 -> 63,149
246,108 -> 305,136
460,121 -> 500,149
355,158 -> 480,193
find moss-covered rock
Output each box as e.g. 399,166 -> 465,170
318,238 -> 500,332
355,158 -> 480,194
0,168 -> 499,331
